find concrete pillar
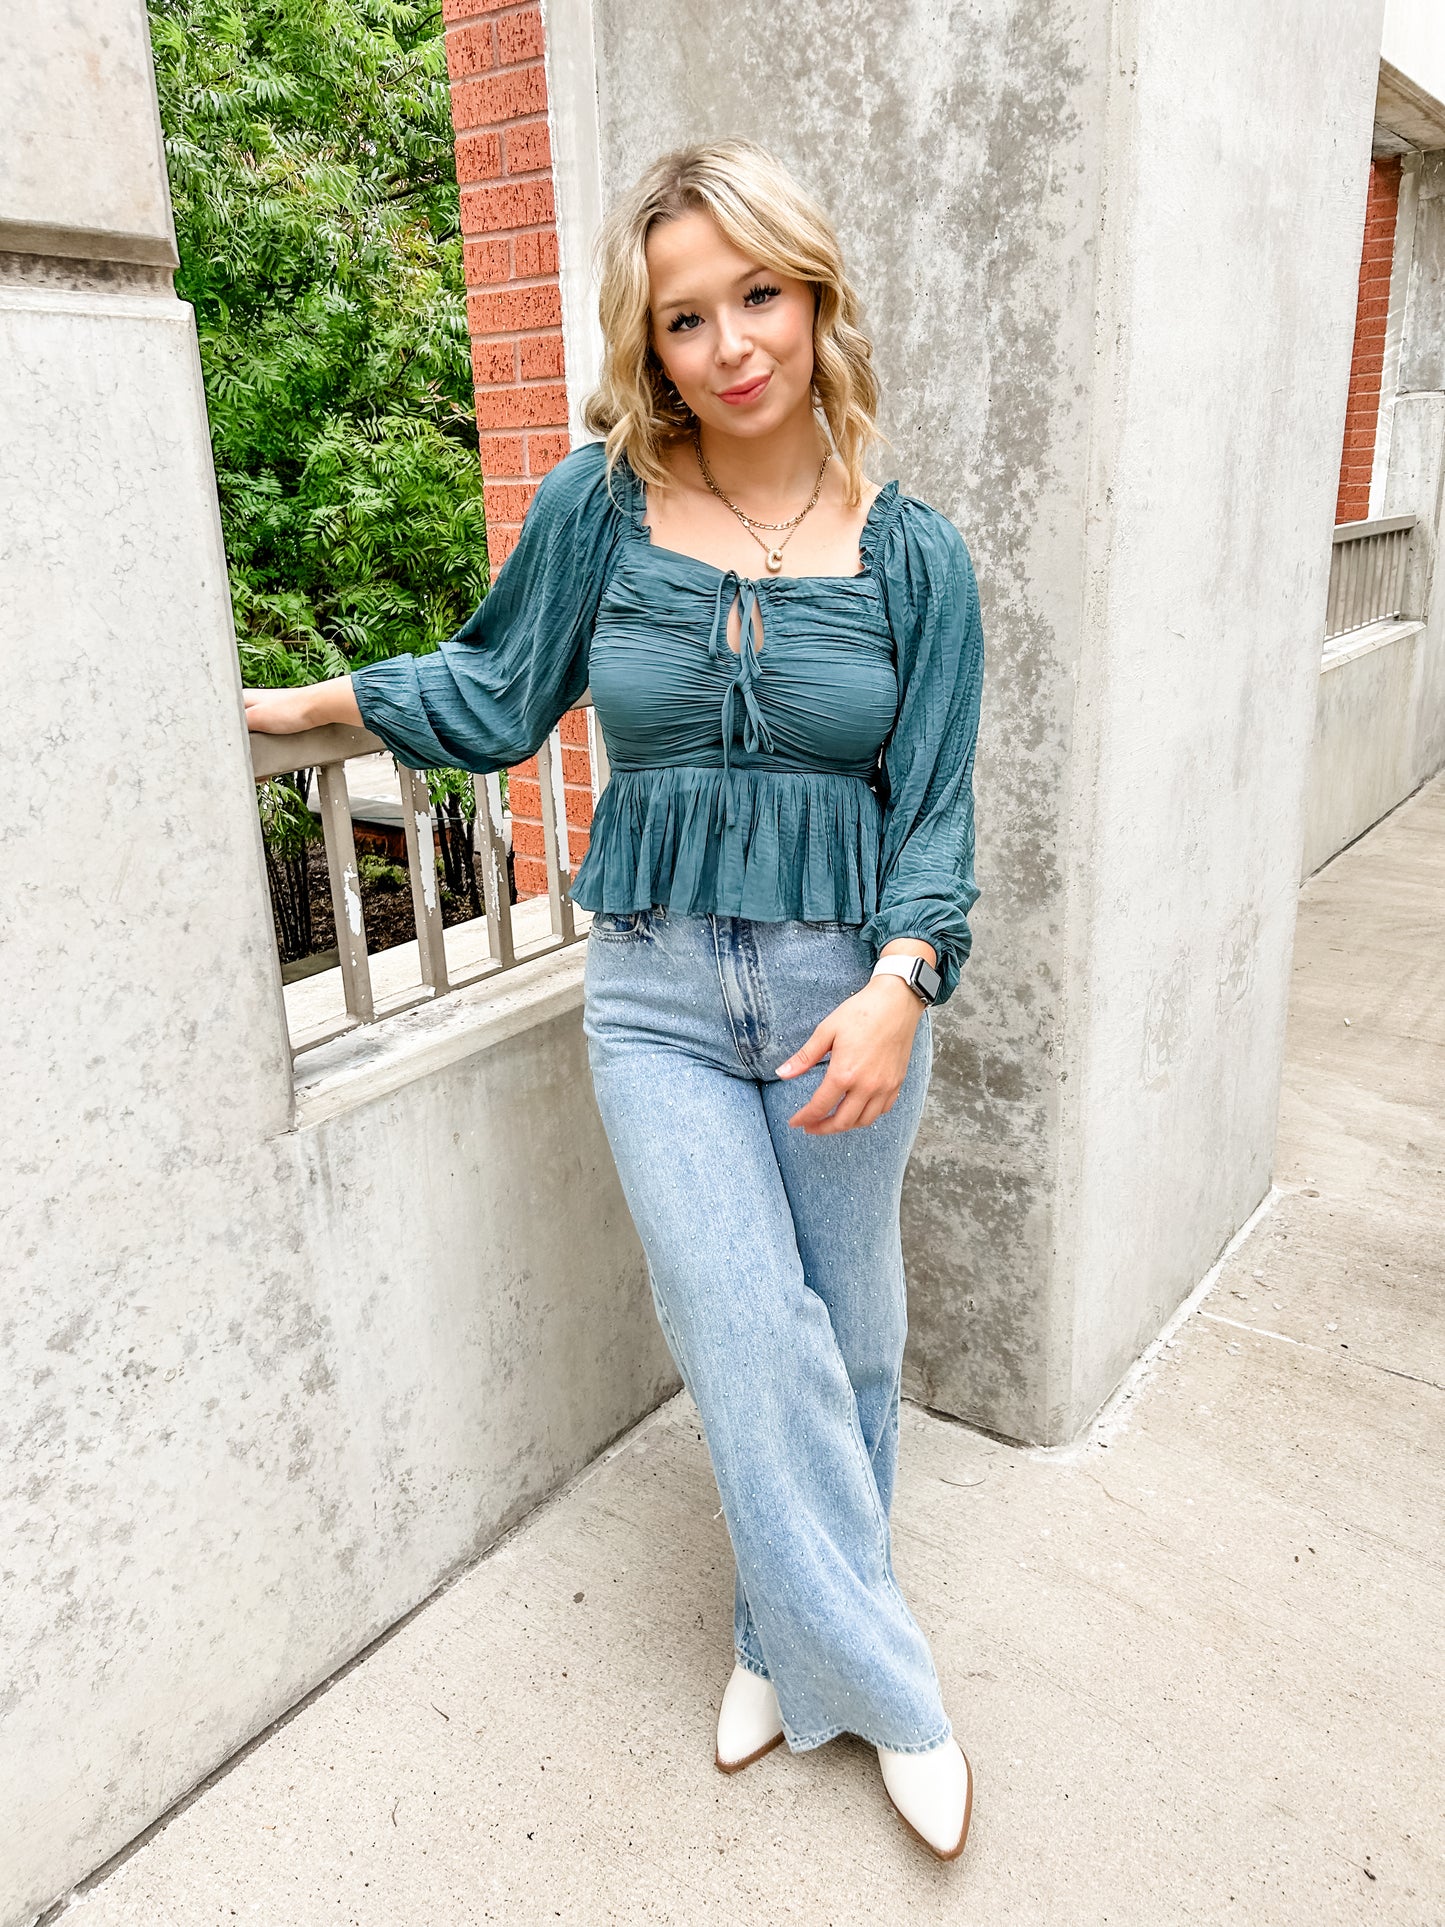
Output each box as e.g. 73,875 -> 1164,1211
1396,152 -> 1445,783
2,6 -> 294,1915
1401,150 -> 1445,391
1388,393 -> 1445,781
568,0 -> 1389,1442
1,9 -> 675,1919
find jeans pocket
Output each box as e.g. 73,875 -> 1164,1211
798,917 -> 859,934
587,905 -> 665,942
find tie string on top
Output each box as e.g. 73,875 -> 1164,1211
706,571 -> 776,822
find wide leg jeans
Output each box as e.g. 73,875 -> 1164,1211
582,906 -> 952,1755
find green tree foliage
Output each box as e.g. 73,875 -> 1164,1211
427,764 -> 484,915
147,0 -> 489,686
257,761 -> 324,956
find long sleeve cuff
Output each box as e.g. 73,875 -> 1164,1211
350,654 -> 458,771
859,897 -> 976,1006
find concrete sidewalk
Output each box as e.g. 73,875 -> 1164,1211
57,777 -> 1445,1926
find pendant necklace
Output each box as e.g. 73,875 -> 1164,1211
693,431 -> 831,573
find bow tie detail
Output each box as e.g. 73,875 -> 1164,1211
706,572 -> 775,822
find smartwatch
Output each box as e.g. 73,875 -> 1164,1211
870,954 -> 942,1007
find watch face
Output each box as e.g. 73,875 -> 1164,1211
917,960 -> 941,1002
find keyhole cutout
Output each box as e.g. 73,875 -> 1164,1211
725,595 -> 765,656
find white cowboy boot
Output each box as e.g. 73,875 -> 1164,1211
877,1736 -> 973,1859
715,1662 -> 786,1772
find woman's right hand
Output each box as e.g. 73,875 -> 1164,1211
243,676 -> 363,734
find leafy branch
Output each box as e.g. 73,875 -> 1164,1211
147,0 -> 489,682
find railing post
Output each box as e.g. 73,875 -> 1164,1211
314,761 -> 374,1023
249,704 -> 602,1055
479,770 -> 516,969
536,730 -> 577,943
396,761 -> 449,996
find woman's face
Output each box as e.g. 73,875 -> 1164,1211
646,207 -> 816,440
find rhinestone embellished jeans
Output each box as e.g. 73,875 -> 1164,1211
582,906 -> 952,1755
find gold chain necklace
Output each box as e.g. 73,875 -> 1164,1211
693,431 -> 832,573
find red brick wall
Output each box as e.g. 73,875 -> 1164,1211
443,0 -> 594,898
1335,156 -> 1402,527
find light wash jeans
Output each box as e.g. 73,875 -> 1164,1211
582,906 -> 952,1755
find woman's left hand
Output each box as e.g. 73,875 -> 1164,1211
776,972 -> 927,1134
243,676 -> 363,734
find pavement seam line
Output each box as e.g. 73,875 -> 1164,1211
1199,1310 -> 1445,1392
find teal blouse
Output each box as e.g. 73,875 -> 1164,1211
350,438 -> 984,1004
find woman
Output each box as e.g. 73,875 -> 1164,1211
246,139 -> 983,1862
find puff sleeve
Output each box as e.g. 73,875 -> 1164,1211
349,440 -> 625,772
863,496 -> 985,1006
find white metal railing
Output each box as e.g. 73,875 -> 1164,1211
250,695 -> 608,1057
1326,515 -> 1416,639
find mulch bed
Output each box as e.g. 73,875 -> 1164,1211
271,841 -> 514,981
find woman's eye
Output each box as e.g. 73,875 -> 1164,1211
744,283 -> 781,307
666,311 -> 702,334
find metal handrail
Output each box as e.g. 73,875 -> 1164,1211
1326,515 -> 1417,639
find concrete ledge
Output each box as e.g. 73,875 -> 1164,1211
292,937 -> 589,1130
1377,57 -> 1445,154
1321,615 -> 1425,669
0,219 -> 179,268
0,250 -> 176,295
0,2 -> 179,268
0,279 -> 185,325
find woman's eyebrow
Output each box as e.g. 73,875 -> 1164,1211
653,265 -> 773,312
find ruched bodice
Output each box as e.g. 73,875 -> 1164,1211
349,439 -> 985,1004
589,537 -> 900,781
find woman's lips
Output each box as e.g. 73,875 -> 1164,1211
717,372 -> 771,405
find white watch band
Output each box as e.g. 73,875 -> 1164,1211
870,955 -> 929,1002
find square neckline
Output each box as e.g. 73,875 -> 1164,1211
622,453 -> 900,587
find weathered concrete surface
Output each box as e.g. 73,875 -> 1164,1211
581,0 -> 1389,1444
1301,398 -> 1445,879
0,12 -> 676,1925
1386,393 -> 1445,788
52,774 -> 1445,1925
1301,188 -> 1445,880
1305,621 -> 1434,877
1400,152 -> 1445,396
0,1 -> 177,264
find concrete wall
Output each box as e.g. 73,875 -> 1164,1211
0,8 -> 675,1923
1400,394 -> 1445,784
1304,623 -> 1431,874
1402,152 -> 1445,396
1059,3 -> 1388,1423
0,0 -> 177,264
578,0 -> 1385,1441
1304,144 -> 1445,876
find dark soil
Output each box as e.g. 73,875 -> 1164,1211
270,837 -> 515,982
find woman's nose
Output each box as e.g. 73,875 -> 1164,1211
714,311 -> 753,363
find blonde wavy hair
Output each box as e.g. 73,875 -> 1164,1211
582,140 -> 884,508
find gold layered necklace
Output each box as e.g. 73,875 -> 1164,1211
693,430 -> 831,573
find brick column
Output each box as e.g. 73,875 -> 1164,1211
444,0 -> 594,898
1335,156 -> 1402,527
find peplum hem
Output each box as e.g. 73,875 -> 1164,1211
570,766 -> 883,926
